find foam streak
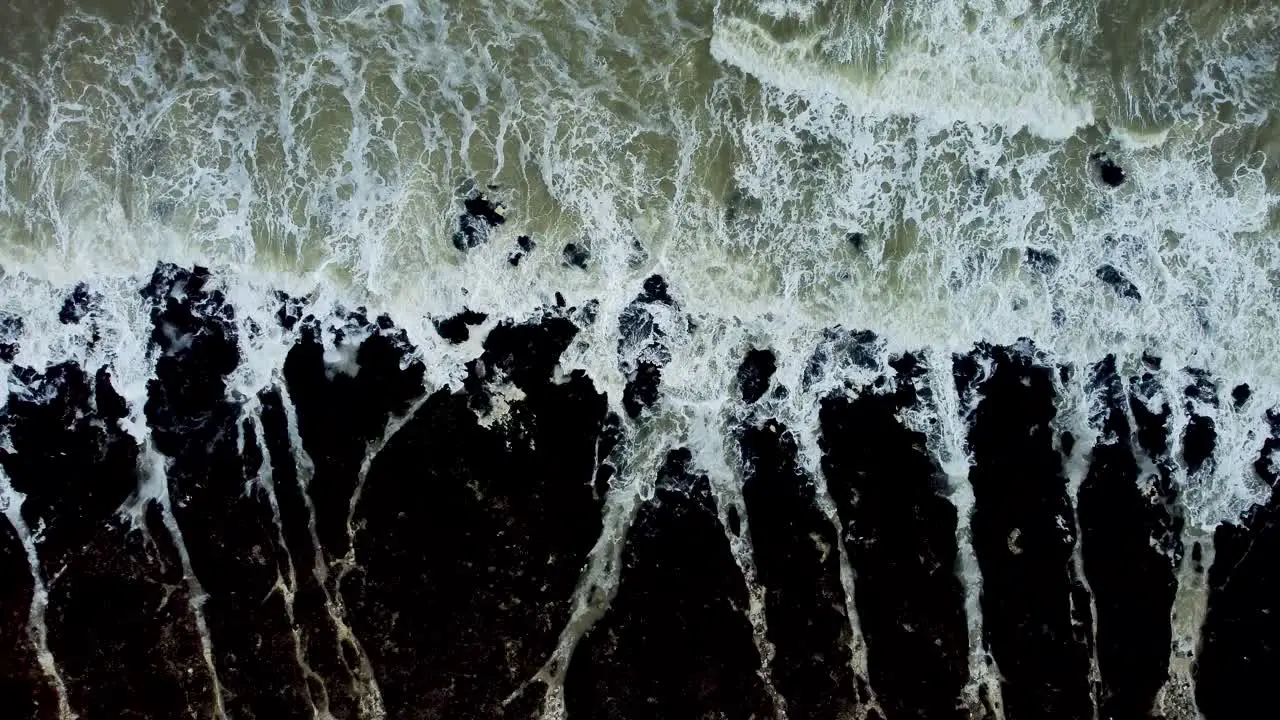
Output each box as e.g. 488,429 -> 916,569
277,380 -> 387,719
140,440 -> 230,720
927,353 -> 1006,719
0,466 -> 76,720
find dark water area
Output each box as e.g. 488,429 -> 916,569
0,264 -> 1279,720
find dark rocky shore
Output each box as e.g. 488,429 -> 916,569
1,264 -> 1277,720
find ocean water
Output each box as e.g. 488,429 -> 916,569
0,0 -> 1278,718
2,0 -> 1277,516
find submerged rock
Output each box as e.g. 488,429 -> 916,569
572,298 -> 600,327
617,274 -> 682,418
563,243 -> 590,269
803,328 -> 882,389
1096,264 -> 1142,301
453,192 -> 507,250
737,348 -> 777,404
1091,152 -> 1127,188
508,236 -> 535,267
622,361 -> 661,418
1024,247 -> 1061,275
59,282 -> 100,325
0,312 -> 22,362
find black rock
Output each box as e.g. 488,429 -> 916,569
1199,449 -> 1280,717
622,361 -> 662,419
141,264 -> 323,719
94,367 -> 129,421
1,354 -> 218,718
56,509 -> 220,718
285,315 -> 426,562
821,354 -> 968,719
956,343 -> 1094,719
1078,356 -> 1180,719
337,310 -> 608,718
1096,264 -> 1142,301
563,243 -> 590,269
1180,370 -> 1219,479
565,449 -> 774,719
615,275 -> 681,419
272,291 -> 311,332
741,420 -> 858,718
517,234 -> 535,252
638,274 -> 673,306
1024,247 -> 1061,275
476,315 -> 578,394
257,386 -> 379,718
803,328 -> 882,388
737,348 -> 777,404
1128,360 -> 1176,495
465,314 -> 580,414
0,311 -> 22,362
3,362 -> 140,581
59,282 -> 100,324
846,232 -> 866,251
1232,383 -> 1252,409
454,193 -> 507,250
1092,152 -> 1127,188
464,194 -> 506,227
508,252 -> 522,266
1182,394 -> 1218,480
0,517 -> 60,720
434,309 -> 489,344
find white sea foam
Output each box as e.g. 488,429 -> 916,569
0,0 -> 1276,583
709,14 -> 1095,141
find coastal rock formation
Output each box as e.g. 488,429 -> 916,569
0,265 -> 1276,720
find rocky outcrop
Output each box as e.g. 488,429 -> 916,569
956,343 -> 1094,720
822,352 -> 969,719
565,449 -> 775,719
0,264 -> 1277,720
